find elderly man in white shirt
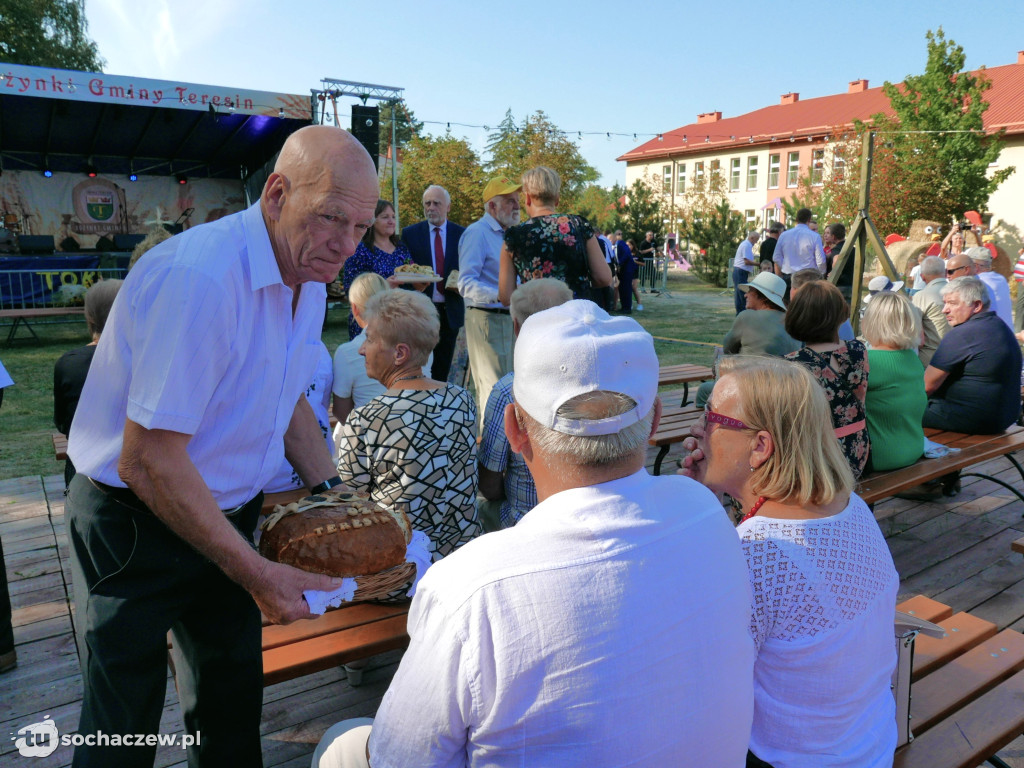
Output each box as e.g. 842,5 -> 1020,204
773,207 -> 826,300
458,176 -> 522,429
65,126 -> 378,767
968,246 -> 1014,331
733,229 -> 760,314
312,299 -> 755,768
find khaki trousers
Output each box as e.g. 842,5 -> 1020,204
464,307 -> 514,430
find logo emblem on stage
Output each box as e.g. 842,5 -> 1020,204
86,192 -> 114,221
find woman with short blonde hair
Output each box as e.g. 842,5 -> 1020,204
335,289 -> 480,568
498,166 -> 611,304
861,291 -> 926,471
680,354 -> 899,768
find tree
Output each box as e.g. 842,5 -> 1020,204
611,177 -> 663,248
484,109 -> 599,210
0,0 -> 104,71
394,133 -> 485,228
687,199 -> 746,288
378,99 -> 422,152
821,29 -> 1013,236
574,184 -> 619,232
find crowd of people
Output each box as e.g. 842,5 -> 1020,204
2,124 -> 1024,768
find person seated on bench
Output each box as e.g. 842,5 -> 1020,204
861,291 -> 926,471
680,356 -> 899,768
334,288 -> 482,569
695,271 -> 800,407
52,279 -> 123,489
477,278 -> 572,532
784,280 -> 869,477
923,276 -> 1022,434
313,300 -> 756,768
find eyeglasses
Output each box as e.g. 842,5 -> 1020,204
946,266 -> 969,277
699,407 -> 751,431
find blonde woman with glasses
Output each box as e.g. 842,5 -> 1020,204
681,355 -> 899,768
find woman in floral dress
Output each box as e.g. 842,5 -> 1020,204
783,280 -> 870,477
498,166 -> 611,305
341,198 -> 412,339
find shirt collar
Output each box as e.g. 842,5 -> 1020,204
432,220 -> 447,238
482,211 -> 503,233
243,202 -> 284,292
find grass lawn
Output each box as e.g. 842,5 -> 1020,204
0,267 -> 734,480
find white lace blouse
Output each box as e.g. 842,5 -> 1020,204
738,493 -> 899,767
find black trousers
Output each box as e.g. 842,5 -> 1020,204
0,533 -> 13,656
431,302 -> 458,383
68,475 -> 264,768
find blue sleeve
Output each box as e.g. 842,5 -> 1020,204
343,243 -> 375,292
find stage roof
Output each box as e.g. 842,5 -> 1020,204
0,63 -> 314,180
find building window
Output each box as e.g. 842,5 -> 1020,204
768,154 -> 780,188
832,153 -> 845,182
787,152 -> 800,187
745,209 -> 756,225
677,163 -> 686,193
710,159 -> 721,175
811,149 -> 825,185
695,161 -> 705,183
746,156 -> 758,190
730,158 -> 741,192
663,165 -> 672,194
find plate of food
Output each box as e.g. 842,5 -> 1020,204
392,264 -> 442,283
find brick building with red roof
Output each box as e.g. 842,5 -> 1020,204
619,51 -> 1024,246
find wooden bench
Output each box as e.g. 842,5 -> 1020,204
893,595 -> 1024,768
657,364 -> 713,406
261,601 -> 410,686
858,425 -> 1024,510
648,404 -> 702,475
53,431 -> 68,462
0,306 -> 85,344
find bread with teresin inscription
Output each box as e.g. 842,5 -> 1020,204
258,490 -> 412,577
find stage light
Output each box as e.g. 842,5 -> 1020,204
176,175 -> 187,185
279,108 -> 284,118
43,169 -> 53,178
86,166 -> 97,178
129,173 -> 138,182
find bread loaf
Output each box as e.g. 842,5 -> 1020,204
258,490 -> 412,578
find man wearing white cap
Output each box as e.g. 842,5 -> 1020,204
862,274 -> 904,303
311,300 -> 756,768
968,246 -> 1013,331
458,176 -> 522,428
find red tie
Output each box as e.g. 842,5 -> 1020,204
433,227 -> 444,275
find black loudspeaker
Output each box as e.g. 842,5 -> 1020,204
351,105 -> 380,171
113,234 -> 146,251
17,234 -> 55,254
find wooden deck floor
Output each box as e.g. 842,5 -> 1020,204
3,448 -> 1024,766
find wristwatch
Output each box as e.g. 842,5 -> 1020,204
310,476 -> 343,495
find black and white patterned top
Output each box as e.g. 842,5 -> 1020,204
336,385 -> 482,560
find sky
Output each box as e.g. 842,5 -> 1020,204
85,0 -> 1024,186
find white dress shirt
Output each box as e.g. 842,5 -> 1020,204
773,223 -> 826,274
457,212 -> 504,309
733,238 -> 756,272
331,330 -> 432,413
430,221 -> 447,303
978,271 -> 1014,331
368,469 -> 755,767
68,203 -> 326,508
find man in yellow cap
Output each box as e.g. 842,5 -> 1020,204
457,176 -> 522,429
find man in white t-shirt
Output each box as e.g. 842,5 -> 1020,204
733,230 -> 760,314
312,300 -> 755,768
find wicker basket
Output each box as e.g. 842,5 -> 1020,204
352,561 -> 417,602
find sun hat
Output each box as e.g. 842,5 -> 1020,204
482,176 -> 522,203
862,274 -> 904,303
966,246 -> 992,265
512,299 -> 657,436
739,272 -> 787,310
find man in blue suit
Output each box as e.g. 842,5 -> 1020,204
401,184 -> 465,382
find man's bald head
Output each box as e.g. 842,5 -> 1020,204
261,126 -> 380,289
945,253 -> 975,278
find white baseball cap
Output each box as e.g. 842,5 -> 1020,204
513,299 -> 658,436
863,275 -> 905,303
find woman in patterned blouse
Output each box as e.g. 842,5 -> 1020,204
680,356 -> 899,768
335,289 -> 482,562
497,166 -> 611,305
341,199 -> 413,339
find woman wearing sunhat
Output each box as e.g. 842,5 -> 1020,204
695,272 -> 800,407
